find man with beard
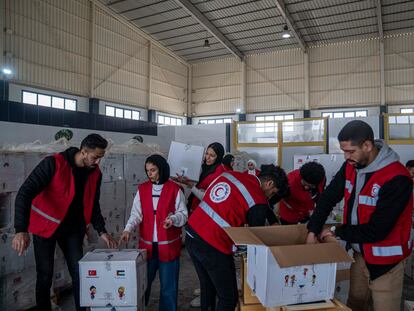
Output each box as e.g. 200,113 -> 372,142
12,134 -> 118,311
306,120 -> 413,311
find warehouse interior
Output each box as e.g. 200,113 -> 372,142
1,0 -> 414,310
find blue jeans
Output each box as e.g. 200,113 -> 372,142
145,243 -> 180,311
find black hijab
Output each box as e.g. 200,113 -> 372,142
222,154 -> 235,171
198,142 -> 225,182
145,154 -> 170,184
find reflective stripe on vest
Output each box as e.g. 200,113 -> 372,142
140,235 -> 182,246
222,173 -> 255,207
32,205 -> 61,224
345,180 -> 353,194
372,245 -> 403,257
199,201 -> 231,228
358,195 -> 378,206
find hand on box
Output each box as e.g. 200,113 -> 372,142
119,231 -> 131,244
12,232 -> 30,256
305,232 -> 319,244
319,227 -> 336,242
100,233 -> 118,249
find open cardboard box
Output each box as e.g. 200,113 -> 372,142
225,225 -> 353,308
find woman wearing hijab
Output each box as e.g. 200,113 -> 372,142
178,142 -> 227,213
244,159 -> 261,176
119,154 -> 188,311
222,154 -> 235,171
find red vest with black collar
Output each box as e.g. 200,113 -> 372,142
343,161 -> 413,264
138,180 -> 182,262
29,153 -> 101,238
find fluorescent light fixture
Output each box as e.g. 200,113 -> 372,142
282,25 -> 291,39
2,68 -> 12,75
236,108 -> 241,113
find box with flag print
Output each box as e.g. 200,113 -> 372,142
79,249 -> 147,307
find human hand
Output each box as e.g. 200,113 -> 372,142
12,232 -> 30,256
119,231 -> 131,244
305,232 -> 319,244
100,233 -> 118,249
163,217 -> 174,229
319,227 -> 336,242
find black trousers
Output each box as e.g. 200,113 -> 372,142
186,233 -> 238,311
33,227 -> 85,311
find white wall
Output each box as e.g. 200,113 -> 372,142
387,104 -> 414,114
9,83 -> 90,112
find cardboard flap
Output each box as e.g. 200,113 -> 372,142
270,243 -> 353,268
248,224 -> 308,246
224,227 -> 263,245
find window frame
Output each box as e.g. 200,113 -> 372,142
105,104 -> 141,120
22,90 -> 78,111
157,114 -> 184,126
321,110 -> 368,118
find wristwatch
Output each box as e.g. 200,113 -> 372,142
330,226 -> 336,234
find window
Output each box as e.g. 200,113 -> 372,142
255,114 -> 294,133
401,108 -> 414,114
105,105 -> 141,120
22,90 -> 77,111
157,114 -> 183,126
322,110 -> 367,118
198,118 -> 233,124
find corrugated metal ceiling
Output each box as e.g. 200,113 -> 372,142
101,0 -> 414,62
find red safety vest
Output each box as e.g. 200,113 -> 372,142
344,161 -> 413,264
190,164 -> 228,211
188,172 -> 269,254
138,180 -> 182,262
279,169 -> 325,223
243,169 -> 261,177
28,153 -> 101,238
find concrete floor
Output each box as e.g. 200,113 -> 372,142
40,252 -> 414,311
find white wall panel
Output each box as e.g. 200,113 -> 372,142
246,50 -> 304,113
385,33 -> 414,105
309,40 -> 380,108
192,58 -> 241,116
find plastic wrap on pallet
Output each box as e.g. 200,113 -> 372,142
0,267 -> 37,311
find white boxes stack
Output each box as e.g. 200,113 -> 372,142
0,141 -> 156,310
79,249 -> 147,311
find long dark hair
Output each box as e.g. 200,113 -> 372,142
198,142 -> 225,182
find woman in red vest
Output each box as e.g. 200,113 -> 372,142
279,161 -> 326,224
178,142 -> 227,213
120,154 -> 187,311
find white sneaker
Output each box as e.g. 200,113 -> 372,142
190,296 -> 201,308
193,288 -> 201,296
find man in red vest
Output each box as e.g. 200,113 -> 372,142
278,161 -> 326,224
306,120 -> 413,311
120,154 -> 187,311
186,165 -> 288,311
12,134 -> 118,311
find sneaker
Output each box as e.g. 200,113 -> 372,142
193,288 -> 201,296
190,296 -> 201,308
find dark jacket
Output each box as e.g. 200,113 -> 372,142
15,147 -> 107,235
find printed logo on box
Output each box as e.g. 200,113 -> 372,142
116,270 -> 125,277
88,270 -> 97,277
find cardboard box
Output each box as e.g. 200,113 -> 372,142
405,251 -> 414,279
101,154 -> 124,182
167,141 -> 204,181
225,225 -> 353,308
241,255 -> 260,305
100,181 -> 126,211
0,153 -> 25,192
0,233 -> 26,276
405,300 -> 414,311
334,280 -> 349,305
238,298 -> 267,311
91,295 -> 145,311
124,154 -> 148,184
79,249 -> 147,307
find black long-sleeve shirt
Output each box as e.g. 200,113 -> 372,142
14,147 -> 107,235
307,161 -> 412,279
